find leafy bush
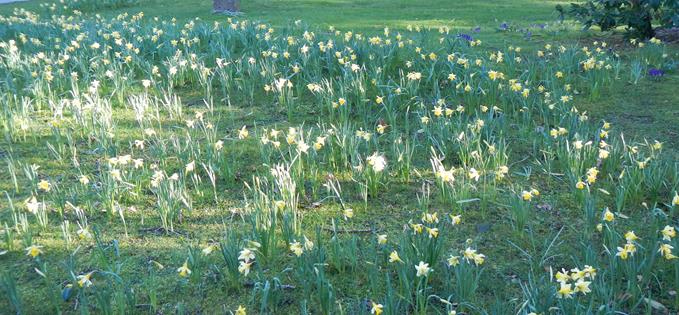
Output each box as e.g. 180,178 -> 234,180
557,0 -> 679,38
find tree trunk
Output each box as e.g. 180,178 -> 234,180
213,0 -> 240,13
640,15 -> 655,39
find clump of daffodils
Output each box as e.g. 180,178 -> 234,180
554,265 -> 596,298
461,247 -> 486,266
521,188 -> 540,201
615,231 -> 639,260
658,225 -> 677,260
238,245 -> 259,277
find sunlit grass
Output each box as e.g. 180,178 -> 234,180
0,0 -> 678,314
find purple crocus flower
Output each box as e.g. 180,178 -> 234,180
648,68 -> 665,77
457,33 -> 473,41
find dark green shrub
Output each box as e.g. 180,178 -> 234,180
557,0 -> 679,38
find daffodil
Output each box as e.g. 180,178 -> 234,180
238,126 -> 249,139
238,248 -> 255,262
450,214 -> 461,225
185,161 -> 195,173
557,282 -> 574,298
110,169 -> 122,181
388,251 -> 402,263
343,208 -> 354,220
586,167 -> 598,184
447,255 -> 460,266
573,279 -> 591,294
496,165 -> 509,179
177,260 -> 191,277
377,234 -> 387,245
289,241 -> 303,257
616,246 -> 631,260
582,265 -> 597,278
575,181 -> 586,190
77,272 -> 94,288
467,168 -> 480,181
25,244 -> 43,258
598,149 -> 609,159
422,212 -> 439,224
410,223 -> 423,234
296,141 -> 310,153
603,209 -> 615,222
202,244 -> 218,256
415,261 -> 431,277
569,268 -> 585,281
303,236 -> 314,251
426,227 -> 439,238
77,226 -> 92,240
376,124 -> 387,134
366,153 -> 386,172
25,196 -> 40,214
662,225 -> 676,241
370,302 -> 383,315
238,261 -> 252,276
659,244 -> 675,259
555,269 -> 570,283
436,168 -> 455,183
432,106 -> 443,117
653,140 -> 663,150
235,305 -> 246,315
37,180 -> 51,192
472,253 -> 486,265
462,247 -> 486,265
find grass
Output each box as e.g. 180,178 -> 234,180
0,0 -> 566,27
1,0 -> 574,45
0,0 -> 678,314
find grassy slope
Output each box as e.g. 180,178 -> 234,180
0,0 -> 677,314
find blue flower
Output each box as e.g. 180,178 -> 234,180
457,33 -> 473,42
648,68 -> 665,77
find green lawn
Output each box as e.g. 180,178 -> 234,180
0,0 -> 678,314
2,0 -> 567,29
